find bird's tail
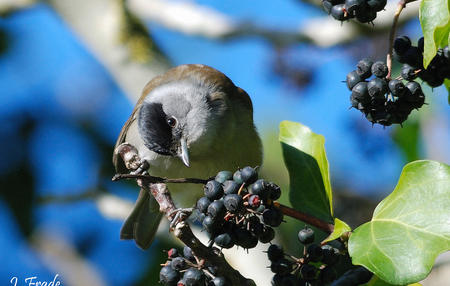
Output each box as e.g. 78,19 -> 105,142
120,188 -> 163,249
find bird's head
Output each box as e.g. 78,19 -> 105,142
137,79 -> 228,167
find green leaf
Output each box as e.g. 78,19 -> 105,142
349,160 -> 450,285
279,121 -> 333,223
323,218 -> 351,243
419,0 -> 450,68
364,275 -> 422,286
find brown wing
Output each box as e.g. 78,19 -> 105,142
112,64 -> 249,172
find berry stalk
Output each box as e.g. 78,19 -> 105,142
273,202 -> 335,234
386,0 -> 418,79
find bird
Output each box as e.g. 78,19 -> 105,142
113,64 -> 263,249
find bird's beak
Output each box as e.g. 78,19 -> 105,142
178,138 -> 190,167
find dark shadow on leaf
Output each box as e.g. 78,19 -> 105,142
281,143 -> 333,223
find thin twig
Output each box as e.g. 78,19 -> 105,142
273,202 -> 335,234
112,173 -> 209,184
386,0 -> 418,79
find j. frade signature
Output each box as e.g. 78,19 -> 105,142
10,274 -> 61,286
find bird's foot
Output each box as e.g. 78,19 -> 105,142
169,208 -> 194,229
130,159 -> 149,175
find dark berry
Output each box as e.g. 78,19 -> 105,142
405,81 -> 425,108
268,182 -> 281,200
207,200 -> 226,219
248,195 -> 261,208
160,266 -> 180,286
240,166 -> 258,184
298,227 -> 315,244
171,257 -> 187,271
234,228 -> 258,249
393,36 -> 411,55
300,264 -> 317,281
232,170 -> 244,184
418,37 -> 424,53
223,194 -> 244,213
349,94 -> 360,109
248,215 -> 263,233
320,266 -> 337,283
215,171 -> 232,184
367,77 -> 388,98
346,70 -> 362,90
331,4 -> 351,21
223,180 -> 239,195
168,248 -> 179,259
306,244 -> 324,262
402,46 -> 423,68
281,274 -> 299,286
322,245 -> 339,265
270,258 -> 293,275
209,277 -> 226,286
271,274 -> 284,286
401,64 -> 417,80
250,179 -> 270,200
202,215 -> 221,234
204,180 -> 224,200
367,0 -> 386,11
371,61 -> 388,78
332,267 -> 373,285
259,226 -> 275,243
262,207 -> 284,227
405,81 -> 422,96
345,0 -> 366,16
183,268 -> 205,286
214,232 -> 235,249
356,58 -> 373,79
183,246 -> 195,262
207,265 -> 219,276
267,244 -> 284,261
196,197 -> 211,214
355,8 -> 376,23
388,79 -> 407,97
351,82 -> 370,105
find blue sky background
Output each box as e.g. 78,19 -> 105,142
0,1 -> 448,285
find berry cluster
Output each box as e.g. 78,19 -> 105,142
347,59 -> 425,126
322,0 -> 387,23
159,246 -> 227,286
195,167 -> 282,250
394,36 -> 450,87
268,227 -> 345,285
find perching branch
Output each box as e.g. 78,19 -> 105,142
112,173 -> 209,185
115,143 -> 255,285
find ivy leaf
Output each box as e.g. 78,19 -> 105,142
349,160 -> 450,285
279,121 -> 333,223
419,0 -> 450,68
364,275 -> 422,286
322,218 -> 351,243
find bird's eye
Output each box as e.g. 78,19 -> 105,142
167,117 -> 177,128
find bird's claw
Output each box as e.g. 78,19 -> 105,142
130,159 -> 149,175
169,208 -> 194,229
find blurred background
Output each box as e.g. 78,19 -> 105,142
0,0 -> 448,285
